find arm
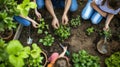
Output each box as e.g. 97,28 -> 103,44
20,15 -> 39,28
59,46 -> 67,57
45,0 -> 59,29
104,13 -> 114,31
34,0 -> 41,19
62,0 -> 71,25
91,1 -> 107,17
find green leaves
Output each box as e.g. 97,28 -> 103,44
17,0 -> 37,17
72,50 -> 100,67
105,52 -> 120,67
86,27 -> 94,35
55,25 -> 71,41
39,32 -> 54,46
70,16 -> 81,28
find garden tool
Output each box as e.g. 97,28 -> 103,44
59,43 -> 70,56
101,36 -> 108,54
27,26 -> 33,44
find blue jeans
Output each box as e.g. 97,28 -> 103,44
13,16 -> 30,26
81,0 -> 103,24
36,0 -> 78,12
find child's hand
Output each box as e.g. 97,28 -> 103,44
62,14 -> 68,25
63,46 -> 67,52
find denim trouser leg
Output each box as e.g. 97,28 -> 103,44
36,0 -> 44,9
13,16 -> 30,26
81,0 -> 94,20
70,0 -> 78,12
91,11 -> 103,24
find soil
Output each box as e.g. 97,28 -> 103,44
19,0 -> 120,67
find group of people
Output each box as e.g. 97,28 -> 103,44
14,0 -> 120,67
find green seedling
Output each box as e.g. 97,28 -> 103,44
103,30 -> 112,39
39,31 -> 54,46
105,52 -> 120,67
37,18 -> 49,34
70,16 -> 81,28
72,50 -> 100,67
86,27 -> 94,35
55,25 -> 71,41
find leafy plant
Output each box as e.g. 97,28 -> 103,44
37,18 -> 49,34
103,30 -> 112,39
39,31 -> 54,46
26,43 -> 44,67
72,50 -> 100,67
0,0 -> 19,32
0,39 -> 10,67
86,27 -> 94,35
17,0 -> 37,17
55,25 -> 71,41
70,16 -> 81,28
6,40 -> 30,67
105,52 -> 120,67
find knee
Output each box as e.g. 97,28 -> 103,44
91,12 -> 103,24
36,0 -> 44,9
70,0 -> 78,12
13,16 -> 30,26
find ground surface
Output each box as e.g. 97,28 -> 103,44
19,1 -> 120,67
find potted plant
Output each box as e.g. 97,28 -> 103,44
0,0 -> 19,40
6,40 -> 47,67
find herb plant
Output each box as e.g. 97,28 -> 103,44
39,31 -> 54,46
86,27 -> 94,35
37,18 -> 49,34
70,16 -> 81,28
55,25 -> 71,41
72,50 -> 100,67
105,52 -> 120,67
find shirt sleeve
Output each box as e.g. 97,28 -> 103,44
94,0 -> 103,5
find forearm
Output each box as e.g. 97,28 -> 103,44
59,50 -> 66,57
20,15 -> 35,23
91,1 -> 107,17
105,14 -> 114,27
45,0 -> 57,18
63,0 -> 71,15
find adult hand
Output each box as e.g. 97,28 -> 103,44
52,18 -> 59,29
35,11 -> 41,19
103,25 -> 109,31
32,21 -> 39,28
62,14 -> 69,25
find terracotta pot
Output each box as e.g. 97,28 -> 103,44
0,29 -> 14,41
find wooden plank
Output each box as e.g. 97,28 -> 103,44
13,24 -> 23,40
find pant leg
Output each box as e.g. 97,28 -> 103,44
81,0 -> 94,20
91,11 -> 103,24
69,0 -> 78,12
13,16 -> 30,26
36,0 -> 44,9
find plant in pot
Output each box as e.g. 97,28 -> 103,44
0,0 -> 19,40
6,40 -> 47,67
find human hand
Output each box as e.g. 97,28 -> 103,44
62,14 -> 69,25
52,18 -> 59,29
31,21 -> 39,28
63,46 -> 67,52
101,12 -> 107,17
35,11 -> 41,19
103,25 -> 109,31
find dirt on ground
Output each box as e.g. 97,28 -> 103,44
19,0 -> 120,67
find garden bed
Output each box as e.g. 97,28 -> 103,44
19,1 -> 120,67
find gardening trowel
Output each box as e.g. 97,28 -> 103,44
59,43 -> 70,56
27,26 -> 33,44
